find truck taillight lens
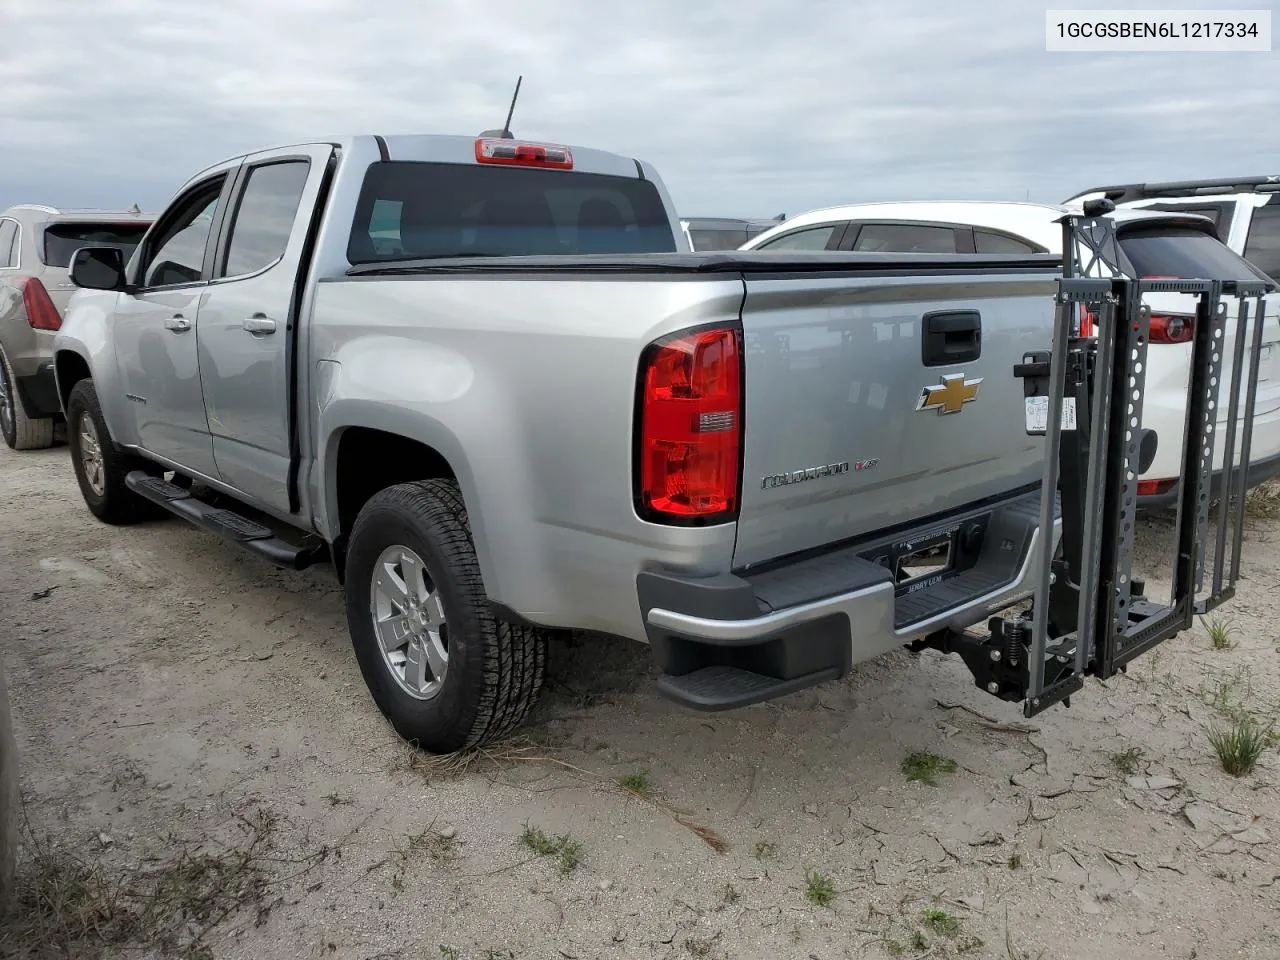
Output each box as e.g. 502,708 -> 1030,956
636,326 -> 743,523
1148,314 -> 1194,344
20,277 -> 61,331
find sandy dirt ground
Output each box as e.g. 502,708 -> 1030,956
1,442 -> 1278,960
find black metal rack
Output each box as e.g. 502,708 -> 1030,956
922,205 -> 1274,717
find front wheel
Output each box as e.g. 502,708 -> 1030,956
344,479 -> 547,754
65,379 -> 156,525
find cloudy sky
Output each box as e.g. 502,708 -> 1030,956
1,0 -> 1276,218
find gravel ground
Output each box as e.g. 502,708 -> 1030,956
1,442 -> 1278,960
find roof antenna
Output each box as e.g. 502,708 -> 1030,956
479,75 -> 522,139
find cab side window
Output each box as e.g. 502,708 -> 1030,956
140,176 -> 227,288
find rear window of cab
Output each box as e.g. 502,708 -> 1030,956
348,161 -> 678,262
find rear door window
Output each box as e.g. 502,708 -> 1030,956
347,162 -> 677,262
1118,226 -> 1270,282
41,222 -> 150,268
851,222 -> 960,253
1243,204 -> 1280,282
974,230 -> 1040,254
220,160 -> 310,278
756,225 -> 840,251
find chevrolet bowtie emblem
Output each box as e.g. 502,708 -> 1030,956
916,373 -> 983,414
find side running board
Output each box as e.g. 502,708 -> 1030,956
125,471 -> 324,571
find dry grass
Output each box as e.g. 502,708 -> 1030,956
3,805 -> 324,960
1244,481 -> 1280,522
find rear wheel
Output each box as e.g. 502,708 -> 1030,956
65,379 -> 156,525
0,345 -> 54,451
344,479 -> 547,753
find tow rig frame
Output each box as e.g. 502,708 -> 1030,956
915,203 -> 1275,718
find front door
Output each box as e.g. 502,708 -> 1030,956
112,171 -> 238,477
196,145 -> 333,513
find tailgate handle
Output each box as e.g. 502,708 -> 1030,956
922,310 -> 981,366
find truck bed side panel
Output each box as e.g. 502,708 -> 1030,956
307,275 -> 744,640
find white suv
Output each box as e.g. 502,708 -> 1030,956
742,200 -> 1279,506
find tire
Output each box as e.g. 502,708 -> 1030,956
65,379 -> 156,525
0,344 -> 54,451
345,479 -> 547,754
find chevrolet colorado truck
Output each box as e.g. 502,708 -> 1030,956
53,132 -> 1067,753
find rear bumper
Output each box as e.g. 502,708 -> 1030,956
1138,450 -> 1280,508
14,362 -> 61,419
639,489 -> 1059,710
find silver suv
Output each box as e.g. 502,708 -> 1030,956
0,205 -> 152,449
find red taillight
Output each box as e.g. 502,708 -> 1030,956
475,138 -> 573,169
1137,478 -> 1178,497
1148,313 -> 1194,344
636,327 -> 743,522
19,277 -> 61,331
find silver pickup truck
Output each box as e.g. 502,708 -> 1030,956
53,132 -> 1068,752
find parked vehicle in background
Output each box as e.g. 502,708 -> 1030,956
681,215 -> 783,251
743,200 -> 1280,505
1064,177 -> 1280,288
54,131 -> 1080,754
0,205 -> 152,449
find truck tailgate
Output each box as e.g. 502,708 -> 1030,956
733,271 -> 1059,570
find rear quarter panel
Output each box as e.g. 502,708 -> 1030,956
307,274 -> 744,639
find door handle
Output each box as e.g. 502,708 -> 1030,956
242,315 -> 277,335
922,310 -> 981,366
164,315 -> 191,333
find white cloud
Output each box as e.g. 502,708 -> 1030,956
1,0 -> 1276,217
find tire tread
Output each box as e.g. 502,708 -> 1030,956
348,479 -> 546,751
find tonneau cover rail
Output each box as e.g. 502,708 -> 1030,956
345,251 -> 1062,277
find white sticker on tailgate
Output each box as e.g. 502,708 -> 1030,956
1025,396 -> 1077,433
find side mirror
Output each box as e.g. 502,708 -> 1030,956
69,246 -> 127,291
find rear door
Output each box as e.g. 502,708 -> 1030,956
197,144 -> 333,514
732,265 -> 1056,569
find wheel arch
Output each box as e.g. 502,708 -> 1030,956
321,408 -> 494,591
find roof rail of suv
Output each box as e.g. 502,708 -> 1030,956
1065,176 -> 1280,205
4,204 -> 60,215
